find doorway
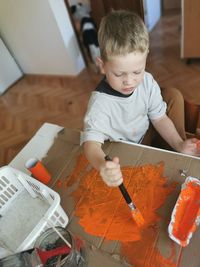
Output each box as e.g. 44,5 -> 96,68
90,0 -> 144,27
65,0 -> 99,72
65,0 -> 145,71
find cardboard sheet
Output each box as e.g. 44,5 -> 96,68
10,123 -> 200,267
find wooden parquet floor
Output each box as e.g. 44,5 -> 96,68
146,12 -> 200,104
0,71 -> 101,166
1,12 -> 200,166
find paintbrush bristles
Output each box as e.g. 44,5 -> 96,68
131,209 -> 145,227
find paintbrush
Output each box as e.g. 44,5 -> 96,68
105,155 -> 145,227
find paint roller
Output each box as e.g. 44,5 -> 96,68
168,176 -> 200,247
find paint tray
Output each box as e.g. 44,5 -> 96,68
168,177 -> 200,247
0,166 -> 69,258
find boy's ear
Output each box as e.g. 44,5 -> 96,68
96,57 -> 105,74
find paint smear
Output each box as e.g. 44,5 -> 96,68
168,177 -> 200,247
121,229 -> 177,267
62,154 -> 177,266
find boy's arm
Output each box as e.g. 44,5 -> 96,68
152,115 -> 200,156
83,141 -> 106,170
83,141 -> 123,186
151,115 -> 183,151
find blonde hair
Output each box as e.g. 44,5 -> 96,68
98,10 -> 149,61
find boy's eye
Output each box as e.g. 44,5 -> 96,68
114,73 -> 123,77
133,71 -> 142,75
114,70 -> 143,77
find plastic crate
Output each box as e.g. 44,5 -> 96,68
0,166 -> 69,258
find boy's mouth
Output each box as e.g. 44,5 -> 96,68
122,87 -> 134,93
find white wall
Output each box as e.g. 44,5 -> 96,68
0,0 -> 85,76
0,38 -> 23,94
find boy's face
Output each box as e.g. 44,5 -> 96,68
97,51 -> 148,95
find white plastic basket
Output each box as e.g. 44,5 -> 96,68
0,166 -> 69,258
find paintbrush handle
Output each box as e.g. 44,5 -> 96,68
118,183 -> 132,205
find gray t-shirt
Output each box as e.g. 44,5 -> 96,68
81,72 -> 166,145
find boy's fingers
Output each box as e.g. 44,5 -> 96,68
105,156 -> 120,166
191,138 -> 199,143
100,169 -> 123,186
105,173 -> 123,186
102,156 -> 123,186
107,178 -> 123,187
112,156 -> 120,164
106,168 -> 120,176
101,166 -> 121,178
105,160 -> 120,169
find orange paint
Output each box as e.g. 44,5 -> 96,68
121,230 -> 177,267
66,154 -> 177,266
169,177 -> 200,246
56,179 -> 62,188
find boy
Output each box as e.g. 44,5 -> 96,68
81,10 -> 200,187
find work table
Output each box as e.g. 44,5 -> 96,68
9,123 -> 200,267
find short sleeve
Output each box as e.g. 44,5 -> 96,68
80,115 -> 108,145
147,78 -> 167,121
80,94 -> 109,145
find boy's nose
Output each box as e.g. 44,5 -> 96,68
123,74 -> 134,86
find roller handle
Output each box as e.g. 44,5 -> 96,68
104,155 -> 132,204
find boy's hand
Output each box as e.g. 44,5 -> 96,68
100,157 -> 123,187
179,138 -> 200,157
